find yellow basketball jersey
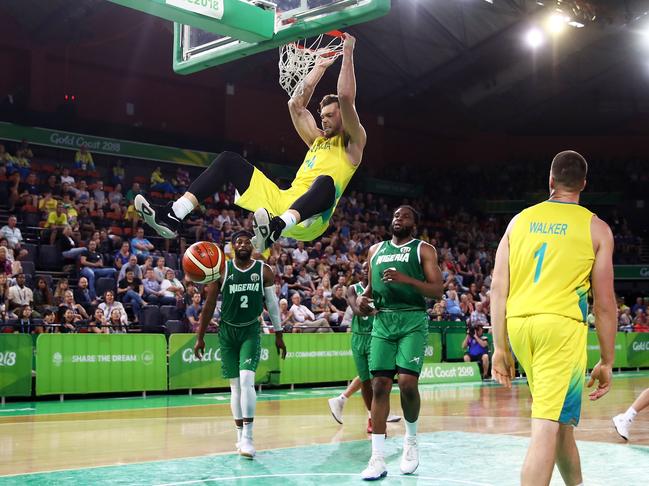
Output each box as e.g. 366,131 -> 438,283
507,200 -> 594,322
291,134 -> 358,198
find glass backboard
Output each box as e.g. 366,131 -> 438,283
173,0 -> 390,74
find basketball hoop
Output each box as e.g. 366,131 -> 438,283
278,31 -> 344,98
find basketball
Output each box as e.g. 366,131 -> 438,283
182,241 -> 226,284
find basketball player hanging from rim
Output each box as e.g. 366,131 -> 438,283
135,33 -> 365,251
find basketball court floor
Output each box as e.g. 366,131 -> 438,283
1,372 -> 648,485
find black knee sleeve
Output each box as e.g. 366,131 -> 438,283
396,366 -> 420,378
187,151 -> 254,201
372,370 -> 397,380
289,175 -> 336,221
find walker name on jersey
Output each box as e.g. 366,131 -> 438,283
376,253 -> 411,265
529,222 -> 568,236
228,283 -> 260,293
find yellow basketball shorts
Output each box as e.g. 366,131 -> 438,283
234,167 -> 331,242
507,314 -> 587,426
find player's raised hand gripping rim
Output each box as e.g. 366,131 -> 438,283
342,32 -> 356,52
491,348 -> 516,388
587,359 -> 612,400
315,54 -> 337,69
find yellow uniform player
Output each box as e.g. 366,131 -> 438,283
136,34 -> 365,250
490,151 -> 617,486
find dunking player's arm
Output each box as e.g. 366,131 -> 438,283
288,34 -> 366,164
193,266 -> 287,359
287,55 -> 330,147
357,243 -> 444,315
336,34 -> 366,166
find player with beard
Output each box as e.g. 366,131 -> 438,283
357,206 -> 444,480
135,34 -> 366,253
194,231 -> 287,459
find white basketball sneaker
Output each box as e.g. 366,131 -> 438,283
239,437 -> 256,458
134,195 -> 179,238
361,455 -> 387,481
328,396 -> 345,424
400,436 -> 419,474
252,208 -> 285,252
386,414 -> 402,423
613,414 -> 631,441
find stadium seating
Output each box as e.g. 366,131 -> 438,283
141,305 -> 162,327
37,245 -> 62,271
96,277 -> 116,297
164,320 -> 186,335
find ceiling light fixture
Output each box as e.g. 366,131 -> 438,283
525,28 -> 545,49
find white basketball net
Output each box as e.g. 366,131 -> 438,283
279,33 -> 344,97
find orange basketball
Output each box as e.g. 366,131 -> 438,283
182,241 -> 226,284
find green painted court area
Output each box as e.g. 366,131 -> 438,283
3,375 -> 649,485
1,431 -> 647,485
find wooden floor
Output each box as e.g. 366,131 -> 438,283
1,374 -> 648,477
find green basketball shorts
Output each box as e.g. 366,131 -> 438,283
351,332 -> 372,382
369,311 -> 429,377
219,322 -> 261,379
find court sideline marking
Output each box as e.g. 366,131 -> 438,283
155,473 -> 494,486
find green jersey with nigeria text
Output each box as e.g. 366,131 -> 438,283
220,259 -> 264,326
370,239 -> 427,312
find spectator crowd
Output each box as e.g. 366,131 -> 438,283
1,139 -> 647,339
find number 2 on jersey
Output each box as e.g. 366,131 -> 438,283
240,295 -> 248,308
533,242 -> 547,283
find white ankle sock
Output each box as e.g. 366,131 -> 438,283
371,433 -> 385,457
625,407 -> 637,421
279,211 -> 297,230
243,421 -> 253,440
405,419 -> 418,437
171,196 -> 194,220
339,394 -> 348,401
236,426 -> 243,443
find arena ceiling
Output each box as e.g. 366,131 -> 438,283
3,0 -> 649,135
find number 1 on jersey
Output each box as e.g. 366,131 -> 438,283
533,242 -> 547,283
